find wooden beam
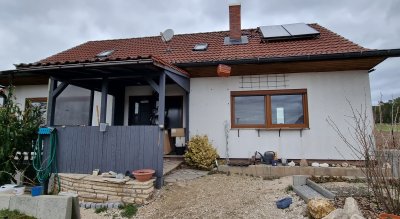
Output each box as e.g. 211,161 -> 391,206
52,81 -> 69,98
156,72 -> 166,189
100,77 -> 109,124
145,78 -> 159,93
165,70 -> 190,92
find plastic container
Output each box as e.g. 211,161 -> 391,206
31,186 -> 43,197
276,197 -> 292,209
14,185 -> 25,195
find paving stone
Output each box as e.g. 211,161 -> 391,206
164,169 -> 208,183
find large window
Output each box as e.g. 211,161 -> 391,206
231,89 -> 308,129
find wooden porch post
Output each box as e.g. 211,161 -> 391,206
100,77 -> 108,124
184,91 -> 190,142
47,78 -> 57,126
156,72 -> 166,188
88,90 -> 94,126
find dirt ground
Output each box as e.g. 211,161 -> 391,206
81,174 -> 307,219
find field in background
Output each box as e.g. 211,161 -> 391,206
375,123 -> 400,149
375,123 -> 400,132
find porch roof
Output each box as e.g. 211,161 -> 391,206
0,56 -> 189,90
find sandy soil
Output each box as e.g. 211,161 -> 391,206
81,174 -> 307,219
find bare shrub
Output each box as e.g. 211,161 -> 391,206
327,99 -> 400,214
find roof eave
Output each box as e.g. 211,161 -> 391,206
176,49 -> 400,67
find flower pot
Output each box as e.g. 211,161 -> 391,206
132,169 -> 155,182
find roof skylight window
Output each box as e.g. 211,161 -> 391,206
96,50 -> 114,58
193,43 -> 208,51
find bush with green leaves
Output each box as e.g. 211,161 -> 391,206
0,86 -> 43,185
184,135 -> 219,170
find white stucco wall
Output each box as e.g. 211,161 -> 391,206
13,84 -> 49,110
189,70 -> 373,160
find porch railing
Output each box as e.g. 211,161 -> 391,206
44,126 -> 162,180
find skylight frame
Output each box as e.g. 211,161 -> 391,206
193,43 -> 209,51
96,50 -> 115,58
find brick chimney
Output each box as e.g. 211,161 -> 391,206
229,1 -> 241,41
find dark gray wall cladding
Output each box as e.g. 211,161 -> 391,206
44,126 -> 161,175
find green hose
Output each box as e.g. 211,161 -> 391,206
33,128 -> 60,193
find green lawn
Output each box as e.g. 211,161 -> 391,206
375,123 -> 400,132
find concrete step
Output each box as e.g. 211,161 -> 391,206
293,185 -> 325,203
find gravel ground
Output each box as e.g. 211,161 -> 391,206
136,174 -> 306,219
81,174 -> 307,219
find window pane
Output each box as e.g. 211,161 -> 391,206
234,96 -> 265,125
271,94 -> 304,124
55,85 -> 91,126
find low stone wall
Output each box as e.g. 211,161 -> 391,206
218,165 -> 365,178
56,173 -> 155,205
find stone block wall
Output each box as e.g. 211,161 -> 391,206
55,174 -> 155,205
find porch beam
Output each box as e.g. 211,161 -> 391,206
88,90 -> 94,126
156,72 -> 166,189
47,78 -> 57,126
145,78 -> 159,93
165,70 -> 190,92
100,77 -> 109,124
52,81 -> 69,98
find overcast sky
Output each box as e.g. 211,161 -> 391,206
0,0 -> 399,104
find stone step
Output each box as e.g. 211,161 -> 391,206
293,185 -> 325,203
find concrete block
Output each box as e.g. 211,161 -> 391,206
254,165 -> 267,177
306,179 -> 335,199
0,194 -> 12,210
300,167 -> 315,175
36,195 -> 72,219
293,175 -> 309,186
325,167 -> 345,176
270,166 -> 285,177
95,203 -> 103,209
314,167 -> 330,176
284,166 -> 300,176
9,195 -> 38,217
84,202 -> 92,208
345,168 -> 365,177
58,192 -> 80,219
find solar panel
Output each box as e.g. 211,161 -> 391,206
282,23 -> 319,37
259,25 -> 291,39
259,23 -> 320,41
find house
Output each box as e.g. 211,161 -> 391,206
1,3 -> 399,187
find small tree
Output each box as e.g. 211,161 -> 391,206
328,99 -> 400,214
0,86 -> 43,184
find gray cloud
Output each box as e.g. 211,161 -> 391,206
0,0 -> 399,103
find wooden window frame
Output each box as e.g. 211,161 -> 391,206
231,89 -> 309,129
25,97 -> 47,107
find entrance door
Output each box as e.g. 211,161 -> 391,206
166,96 -> 183,129
128,96 -> 154,125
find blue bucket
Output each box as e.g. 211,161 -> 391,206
31,186 -> 43,197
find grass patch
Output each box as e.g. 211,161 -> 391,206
120,204 -> 138,218
0,209 -> 37,219
375,123 -> 400,132
94,206 -> 108,214
285,185 -> 293,193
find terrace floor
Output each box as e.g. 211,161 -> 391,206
163,159 -> 183,175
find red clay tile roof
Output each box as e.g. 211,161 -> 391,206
26,24 -> 369,67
